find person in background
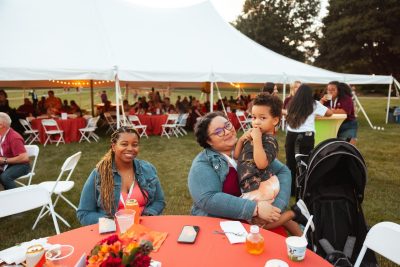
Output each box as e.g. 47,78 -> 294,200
0,113 -> 30,190
282,81 -> 301,116
37,96 -> 47,115
285,84 -> 333,195
100,90 -> 108,104
70,100 -> 82,116
188,112 -> 292,235
45,90 -> 62,115
320,81 -> 358,145
77,127 -> 165,225
261,82 -> 275,95
61,99 -> 71,113
16,98 -> 35,118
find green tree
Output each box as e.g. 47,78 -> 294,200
316,0 -> 400,79
234,0 -> 320,62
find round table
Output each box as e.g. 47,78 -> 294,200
48,215 -> 332,267
136,114 -> 168,135
315,114 -> 347,145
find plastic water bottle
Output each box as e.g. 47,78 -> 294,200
246,225 -> 264,255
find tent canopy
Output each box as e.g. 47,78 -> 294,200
0,0 -> 393,86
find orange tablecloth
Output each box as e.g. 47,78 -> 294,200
31,118 -> 87,144
136,114 -> 168,135
48,216 -> 332,267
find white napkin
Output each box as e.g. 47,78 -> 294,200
0,238 -> 50,264
219,221 -> 248,244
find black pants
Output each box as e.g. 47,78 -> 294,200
285,131 -> 315,196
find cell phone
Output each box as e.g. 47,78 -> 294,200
177,225 -> 200,244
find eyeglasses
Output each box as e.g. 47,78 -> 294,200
209,121 -> 234,137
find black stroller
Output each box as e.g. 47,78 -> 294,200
295,138 -> 377,267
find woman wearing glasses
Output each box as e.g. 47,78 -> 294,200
188,112 -> 291,226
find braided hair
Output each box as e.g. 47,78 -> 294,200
96,126 -> 140,216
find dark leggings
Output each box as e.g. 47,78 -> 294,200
285,131 -> 314,196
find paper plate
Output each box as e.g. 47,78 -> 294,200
264,259 -> 289,267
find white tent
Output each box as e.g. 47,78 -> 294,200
0,0 -> 397,122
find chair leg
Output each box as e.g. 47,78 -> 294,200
32,205 -> 47,230
44,135 -> 50,146
48,202 -> 60,234
60,194 -> 78,211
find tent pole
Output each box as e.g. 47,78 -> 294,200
114,67 -> 121,129
353,91 -> 376,129
385,83 -> 392,124
210,82 -> 214,112
90,80 -> 94,117
281,82 -> 286,130
214,82 -> 227,117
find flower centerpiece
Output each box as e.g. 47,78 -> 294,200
87,234 -> 153,267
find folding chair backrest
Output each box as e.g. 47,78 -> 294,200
354,221 -> 400,266
87,117 -> 99,128
50,152 -> 82,193
128,115 -> 141,125
42,119 -> 59,130
25,144 -> 39,173
236,110 -> 246,120
19,118 -> 31,131
0,185 -> 51,217
177,113 -> 189,125
166,114 -> 179,123
104,112 -> 115,124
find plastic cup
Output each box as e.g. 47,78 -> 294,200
285,236 -> 307,262
115,209 -> 135,234
325,94 -> 332,100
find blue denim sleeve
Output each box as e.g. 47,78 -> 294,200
188,157 -> 256,221
143,165 -> 166,216
76,169 -> 107,225
270,159 -> 291,211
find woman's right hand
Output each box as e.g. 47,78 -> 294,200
256,201 -> 281,223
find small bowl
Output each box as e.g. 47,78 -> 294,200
265,259 -> 289,267
45,245 -> 74,261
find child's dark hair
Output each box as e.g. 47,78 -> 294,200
286,84 -> 315,129
253,93 -> 282,118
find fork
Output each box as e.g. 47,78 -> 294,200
213,230 -> 244,236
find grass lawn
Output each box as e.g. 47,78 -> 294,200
0,93 -> 399,266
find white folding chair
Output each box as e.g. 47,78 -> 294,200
33,152 -> 81,229
354,221 -> 400,266
161,114 -> 180,138
15,145 -> 39,187
19,119 -> 40,145
128,115 -> 149,138
41,119 -> 65,146
104,112 -> 117,133
176,113 -> 189,136
79,116 -> 100,143
0,185 -> 60,234
236,110 -> 251,132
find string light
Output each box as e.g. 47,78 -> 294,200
48,80 -> 113,86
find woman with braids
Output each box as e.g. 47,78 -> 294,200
285,84 -> 332,195
77,127 -> 165,225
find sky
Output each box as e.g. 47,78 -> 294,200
127,0 -> 328,23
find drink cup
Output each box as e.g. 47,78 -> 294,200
285,236 -> 307,262
115,209 -> 135,234
325,94 -> 332,101
26,245 -> 46,267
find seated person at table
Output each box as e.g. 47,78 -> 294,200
70,100 -> 82,116
16,98 -> 35,118
61,99 -> 71,113
286,84 -> 332,195
77,127 -> 165,225
0,113 -> 30,190
188,112 -> 290,229
45,90 -> 62,114
234,94 -> 313,235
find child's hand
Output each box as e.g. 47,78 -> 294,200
240,129 -> 252,143
250,127 -> 262,141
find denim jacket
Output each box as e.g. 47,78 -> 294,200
188,149 -> 291,221
77,158 -> 165,225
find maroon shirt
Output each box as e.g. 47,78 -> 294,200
1,128 -> 28,162
222,167 -> 241,197
324,95 -> 355,121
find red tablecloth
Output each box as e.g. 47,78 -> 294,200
48,215 -> 332,267
227,112 -> 241,130
136,114 -> 168,135
30,118 -> 87,144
